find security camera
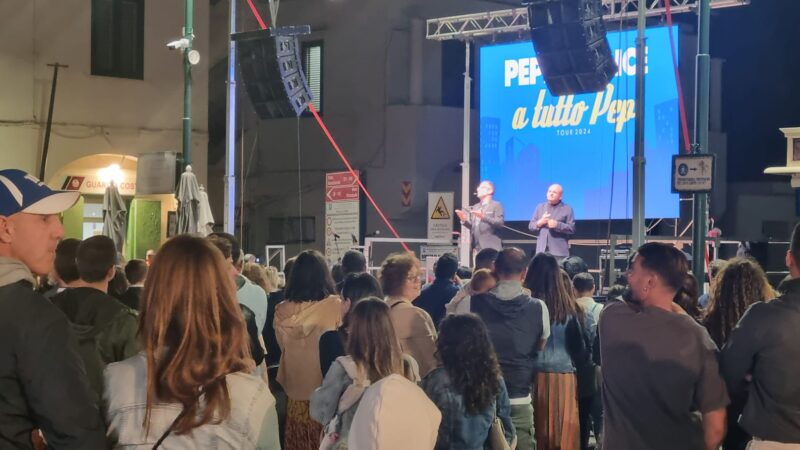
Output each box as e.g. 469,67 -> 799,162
166,38 -> 190,50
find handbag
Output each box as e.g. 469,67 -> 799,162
488,407 -> 516,450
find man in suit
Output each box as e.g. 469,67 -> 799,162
529,184 -> 575,260
456,180 -> 505,252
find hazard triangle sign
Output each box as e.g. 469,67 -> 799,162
431,196 -> 451,219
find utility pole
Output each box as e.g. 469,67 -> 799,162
224,0 -> 237,233
692,0 -> 711,285
459,40 -> 472,266
40,63 -> 68,180
631,0 -> 647,249
182,0 -> 194,167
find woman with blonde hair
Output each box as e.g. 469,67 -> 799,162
243,262 -> 273,294
103,235 -> 280,449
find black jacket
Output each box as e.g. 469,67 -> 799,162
416,279 -> 460,329
52,287 -> 141,398
722,278 -> 800,443
118,286 -> 142,311
471,290 -> 547,399
0,279 -> 106,449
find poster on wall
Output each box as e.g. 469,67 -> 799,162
480,26 -> 680,221
325,171 -> 360,265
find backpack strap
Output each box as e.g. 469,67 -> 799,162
334,356 -> 370,414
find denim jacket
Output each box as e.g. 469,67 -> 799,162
535,315 -> 588,374
422,368 -> 515,450
103,353 -> 281,450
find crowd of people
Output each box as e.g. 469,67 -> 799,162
1,168 -> 800,450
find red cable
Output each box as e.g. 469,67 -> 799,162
665,3 -> 711,272
242,3 -> 411,253
308,104 -> 411,253
245,0 -> 268,30
664,2 -> 692,153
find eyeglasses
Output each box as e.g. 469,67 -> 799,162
406,273 -> 423,283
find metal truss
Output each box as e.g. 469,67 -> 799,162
426,0 -> 749,40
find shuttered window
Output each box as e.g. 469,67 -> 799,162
302,41 -> 323,113
91,0 -> 144,79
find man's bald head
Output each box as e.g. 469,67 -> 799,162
547,184 -> 563,205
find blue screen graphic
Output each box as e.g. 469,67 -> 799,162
479,26 -> 679,221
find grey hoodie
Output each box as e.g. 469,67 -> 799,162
0,256 -> 35,287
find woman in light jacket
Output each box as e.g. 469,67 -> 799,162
310,297 -> 420,449
103,235 -> 280,449
275,249 -> 342,450
318,272 -> 383,377
379,253 -> 438,377
524,253 -> 589,450
422,313 -> 515,450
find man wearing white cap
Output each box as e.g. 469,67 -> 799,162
0,169 -> 106,448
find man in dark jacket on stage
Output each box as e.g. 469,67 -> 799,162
456,180 -> 505,252
529,184 -> 575,260
0,169 -> 106,449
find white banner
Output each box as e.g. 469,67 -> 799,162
420,245 -> 459,284
427,192 -> 454,241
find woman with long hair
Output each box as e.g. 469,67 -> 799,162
422,314 -> 515,450
319,272 -> 383,376
103,235 -> 280,449
704,257 -> 775,347
310,297 -> 419,449
703,257 -> 775,450
379,253 -> 438,377
275,249 -> 342,450
524,252 -> 588,450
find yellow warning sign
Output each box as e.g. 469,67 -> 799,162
431,197 -> 451,219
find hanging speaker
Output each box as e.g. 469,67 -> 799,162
233,26 -> 313,119
527,0 -> 618,96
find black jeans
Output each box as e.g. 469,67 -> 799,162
578,394 -> 602,450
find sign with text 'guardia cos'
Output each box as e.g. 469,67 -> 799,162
480,26 -> 680,221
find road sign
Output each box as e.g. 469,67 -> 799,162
672,154 -> 714,193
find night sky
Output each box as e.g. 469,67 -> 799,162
712,0 -> 800,182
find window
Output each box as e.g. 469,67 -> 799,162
302,41 -> 323,113
91,0 -> 145,79
82,198 -> 104,239
267,216 -> 316,243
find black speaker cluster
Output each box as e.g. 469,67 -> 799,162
527,0 -> 618,96
234,26 -> 313,119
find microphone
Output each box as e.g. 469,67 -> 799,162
350,234 -> 358,244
